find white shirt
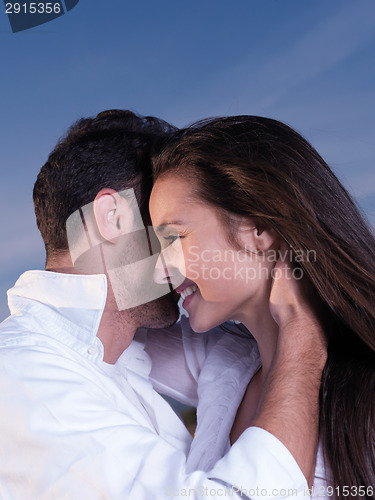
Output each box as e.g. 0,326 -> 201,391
0,270 -> 309,499
145,312 -> 331,499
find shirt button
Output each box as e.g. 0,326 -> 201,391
87,345 -> 98,355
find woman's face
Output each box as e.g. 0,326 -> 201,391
150,175 -> 276,332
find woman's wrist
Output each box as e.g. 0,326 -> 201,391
277,316 -> 327,370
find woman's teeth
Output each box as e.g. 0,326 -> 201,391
180,285 -> 197,301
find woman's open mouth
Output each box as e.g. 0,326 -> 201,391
176,280 -> 198,309
180,285 -> 197,301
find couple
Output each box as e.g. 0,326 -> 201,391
0,110 -> 373,499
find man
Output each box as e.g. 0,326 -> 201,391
0,110 -> 326,499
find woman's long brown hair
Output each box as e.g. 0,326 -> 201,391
153,116 -> 375,499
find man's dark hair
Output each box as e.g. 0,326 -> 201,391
33,109 -> 177,260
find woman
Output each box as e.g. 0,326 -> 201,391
149,116 -> 375,499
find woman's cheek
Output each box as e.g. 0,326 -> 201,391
186,262 -> 200,281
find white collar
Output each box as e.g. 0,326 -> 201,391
7,270 -> 108,351
7,271 -> 153,373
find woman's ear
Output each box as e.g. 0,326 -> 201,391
238,219 -> 279,253
93,189 -> 123,242
254,225 -> 279,252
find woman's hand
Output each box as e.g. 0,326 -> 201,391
256,242 -> 327,487
269,242 -> 327,362
270,242 -> 322,327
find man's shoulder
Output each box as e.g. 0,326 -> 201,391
0,311 -> 97,381
0,314 -> 116,416
0,312 -> 33,347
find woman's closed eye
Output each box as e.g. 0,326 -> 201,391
154,224 -> 189,249
163,234 -> 184,246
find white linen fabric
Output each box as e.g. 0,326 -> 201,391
145,319 -> 331,499
145,319 -> 262,473
0,270 -> 310,499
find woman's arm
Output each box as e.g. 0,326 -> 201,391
253,315 -> 326,488
248,253 -> 327,487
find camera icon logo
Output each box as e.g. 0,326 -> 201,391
66,189 -> 185,311
4,0 -> 79,33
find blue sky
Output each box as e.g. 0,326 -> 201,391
1,0 -> 374,320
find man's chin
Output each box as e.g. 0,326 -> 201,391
129,292 -> 180,329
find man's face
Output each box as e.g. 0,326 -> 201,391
66,188 -> 180,329
109,218 -> 180,329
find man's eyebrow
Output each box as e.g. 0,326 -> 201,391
155,222 -> 185,234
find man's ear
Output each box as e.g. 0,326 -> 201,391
93,189 -> 124,242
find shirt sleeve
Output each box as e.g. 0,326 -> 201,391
0,357 -> 308,500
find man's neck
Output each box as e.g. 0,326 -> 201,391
97,309 -> 136,364
46,258 -> 137,365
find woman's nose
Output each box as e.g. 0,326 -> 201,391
153,253 -> 173,285
153,251 -> 186,289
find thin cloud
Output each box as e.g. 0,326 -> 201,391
166,1 -> 375,122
